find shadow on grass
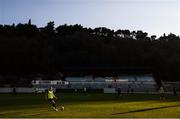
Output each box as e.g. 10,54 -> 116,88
111,104 -> 180,115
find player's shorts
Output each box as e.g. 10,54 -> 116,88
48,99 -> 55,104
160,93 -> 165,97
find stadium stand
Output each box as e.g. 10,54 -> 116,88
162,81 -> 180,93
32,74 -> 158,93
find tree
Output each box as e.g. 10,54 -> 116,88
0,22 -> 180,83
136,30 -> 148,40
151,35 -> 157,41
44,21 -> 55,35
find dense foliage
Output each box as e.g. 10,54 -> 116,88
0,20 -> 180,81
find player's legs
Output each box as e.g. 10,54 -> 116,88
160,94 -> 162,100
49,99 -> 58,111
51,99 -> 56,107
162,93 -> 165,100
160,93 -> 165,100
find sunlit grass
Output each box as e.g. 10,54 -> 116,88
0,93 -> 180,118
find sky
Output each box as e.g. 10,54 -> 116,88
0,0 -> 180,37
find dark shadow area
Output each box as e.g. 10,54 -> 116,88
111,104 -> 180,115
0,21 -> 180,84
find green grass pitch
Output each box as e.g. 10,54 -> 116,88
0,93 -> 180,118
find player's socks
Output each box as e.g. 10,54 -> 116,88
53,107 -> 58,111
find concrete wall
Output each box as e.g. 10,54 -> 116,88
16,88 -> 34,93
0,87 -> 179,94
0,88 -> 34,93
104,88 -> 116,93
0,88 -> 12,93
